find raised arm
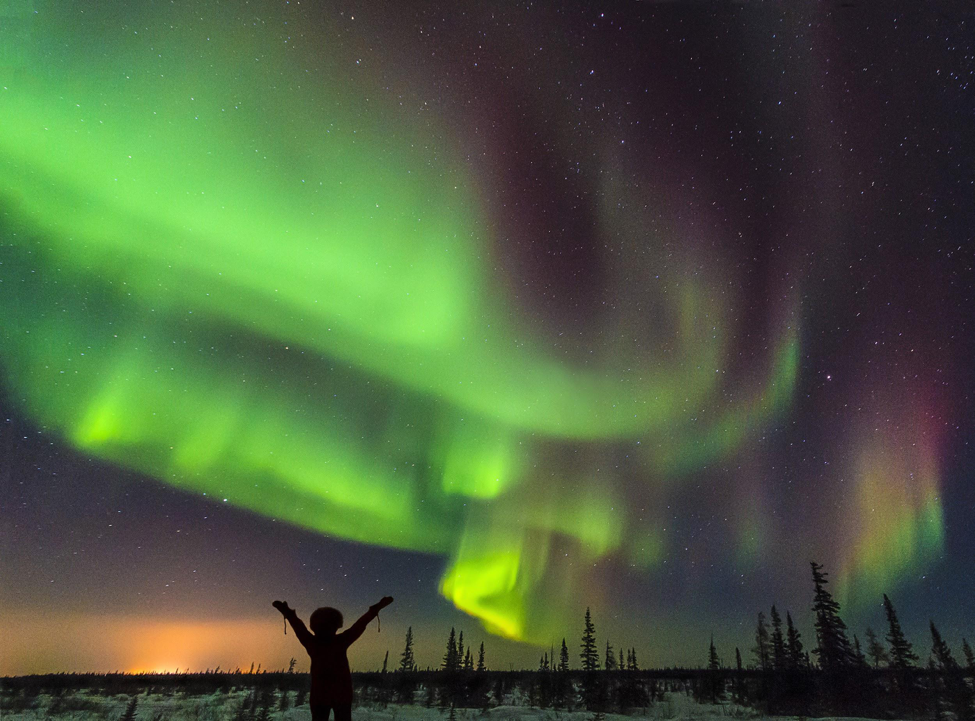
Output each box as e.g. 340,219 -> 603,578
273,601 -> 315,650
340,596 -> 393,647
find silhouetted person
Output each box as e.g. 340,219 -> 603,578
273,596 -> 393,721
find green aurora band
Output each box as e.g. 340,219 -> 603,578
0,2 -> 855,643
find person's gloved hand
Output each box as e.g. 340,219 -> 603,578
272,600 -> 292,615
372,596 -> 394,611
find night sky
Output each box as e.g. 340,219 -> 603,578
1,1 -> 973,676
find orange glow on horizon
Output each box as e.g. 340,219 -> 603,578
0,612 -> 301,676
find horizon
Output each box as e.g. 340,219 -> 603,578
2,566 -> 970,676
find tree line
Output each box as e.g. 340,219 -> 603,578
3,560 -> 971,718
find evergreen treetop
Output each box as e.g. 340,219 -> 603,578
770,606 -> 786,671
962,638 -> 975,673
443,627 -> 459,672
883,594 -> 918,670
753,611 -> 771,671
786,611 -> 804,670
708,634 -> 721,671
810,561 -> 854,671
559,638 -> 570,672
580,608 -> 600,672
930,621 -> 959,672
864,626 -> 888,669
400,626 -> 415,672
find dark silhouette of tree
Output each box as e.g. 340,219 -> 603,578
785,611 -> 804,670
770,606 -> 787,671
579,607 -> 605,710
853,635 -> 869,668
442,627 -> 459,672
554,638 -> 572,709
810,561 -> 854,671
962,638 -> 975,674
753,611 -> 772,671
734,647 -> 744,704
400,626 -> 415,672
628,647 -> 639,671
477,642 -> 486,672
864,627 -> 888,668
559,638 -> 570,672
884,594 -> 918,670
581,608 -> 600,671
881,593 -> 921,712
931,622 -> 959,672
457,631 -> 464,671
707,634 -> 724,702
605,641 -> 617,671
709,635 -> 721,671
930,622 -> 972,721
381,650 -> 389,673
539,652 -> 550,671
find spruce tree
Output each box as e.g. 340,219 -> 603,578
457,631 -> 464,670
865,627 -> 888,668
629,648 -> 639,671
753,611 -> 772,671
382,650 -> 389,673
443,627 -> 459,671
810,561 -> 854,671
931,623 -> 972,721
465,648 -> 474,671
962,638 -> 974,673
559,638 -> 570,672
477,642 -> 486,672
400,626 -> 415,672
734,647 -> 744,704
708,634 -> 724,702
853,635 -> 868,668
581,608 -> 600,671
605,641 -> 617,671
770,606 -> 786,671
884,594 -> 918,670
785,611 -> 804,670
579,607 -> 605,711
709,635 -> 721,671
930,622 -> 959,672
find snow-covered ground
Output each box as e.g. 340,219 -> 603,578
0,690 -> 896,721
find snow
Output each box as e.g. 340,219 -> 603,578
0,689 -> 907,720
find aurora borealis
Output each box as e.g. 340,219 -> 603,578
2,2 -> 973,675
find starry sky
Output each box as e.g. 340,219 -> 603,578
1,1 -> 973,675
